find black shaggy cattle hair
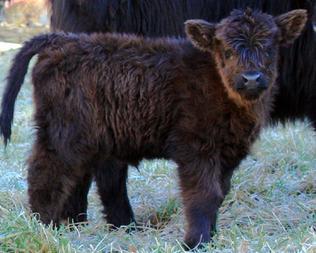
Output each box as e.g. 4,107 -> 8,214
49,0 -> 315,36
0,8 -> 308,249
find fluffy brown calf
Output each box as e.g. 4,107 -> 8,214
0,9 -> 307,249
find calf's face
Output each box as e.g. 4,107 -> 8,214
185,9 -> 307,101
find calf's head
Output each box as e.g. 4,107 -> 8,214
185,9 -> 307,101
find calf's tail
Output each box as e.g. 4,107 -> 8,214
0,33 -> 72,145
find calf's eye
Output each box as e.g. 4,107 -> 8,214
224,49 -> 233,60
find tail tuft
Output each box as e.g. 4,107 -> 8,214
0,33 -> 70,146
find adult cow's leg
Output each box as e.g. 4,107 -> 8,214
28,140 -> 89,226
60,172 -> 92,223
176,157 -> 226,249
94,159 -> 135,228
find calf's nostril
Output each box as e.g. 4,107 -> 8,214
242,76 -> 248,83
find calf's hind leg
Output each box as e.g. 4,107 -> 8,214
60,160 -> 135,226
60,171 -> 92,224
28,141 -> 89,226
94,159 -> 135,228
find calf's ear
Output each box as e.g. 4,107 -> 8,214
275,9 -> 308,47
185,19 -> 216,51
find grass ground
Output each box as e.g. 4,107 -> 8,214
0,48 -> 315,253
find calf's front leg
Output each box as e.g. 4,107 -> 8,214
177,158 -> 227,249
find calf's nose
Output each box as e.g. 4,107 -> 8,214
241,71 -> 268,91
242,71 -> 261,84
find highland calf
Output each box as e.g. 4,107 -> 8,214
0,9 -> 307,248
